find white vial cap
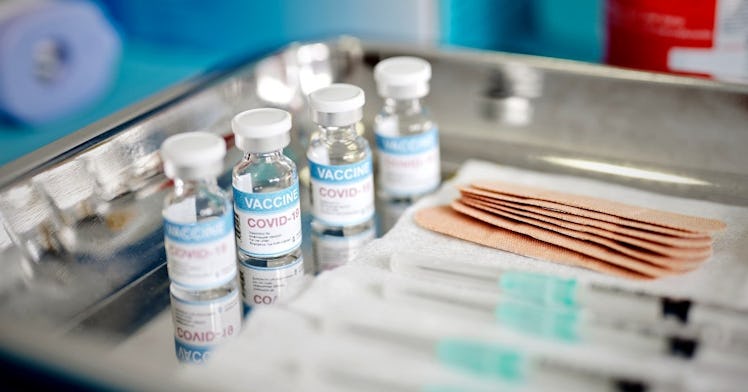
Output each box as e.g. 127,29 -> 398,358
232,108 -> 292,152
309,84 -> 365,126
374,56 -> 431,99
161,132 -> 226,179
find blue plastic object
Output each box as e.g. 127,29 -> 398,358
0,0 -> 121,124
0,41 -> 237,166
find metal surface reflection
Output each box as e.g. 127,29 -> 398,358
312,227 -> 375,273
541,156 -> 711,186
480,62 -> 543,127
378,199 -> 412,234
0,37 -> 745,389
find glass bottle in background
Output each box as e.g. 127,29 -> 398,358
160,132 -> 241,363
306,84 -> 375,257
232,109 -> 304,311
374,56 -> 440,204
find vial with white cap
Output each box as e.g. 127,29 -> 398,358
374,56 -> 440,201
307,83 -> 375,241
161,132 -> 242,362
232,108 -> 304,310
161,132 -> 237,290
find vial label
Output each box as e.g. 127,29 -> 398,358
233,183 -> 302,257
309,157 -> 375,226
376,127 -> 440,196
314,227 -> 375,272
172,289 -> 242,364
239,257 -> 305,307
163,206 -> 237,289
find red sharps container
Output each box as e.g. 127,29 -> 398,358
605,0 -> 747,81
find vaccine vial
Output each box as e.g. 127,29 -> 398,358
162,132 -> 242,364
232,108 -> 304,310
307,84 -> 375,239
170,277 -> 242,364
161,132 -> 237,290
374,57 -> 440,201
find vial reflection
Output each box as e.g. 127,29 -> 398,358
170,280 -> 242,365
312,226 -> 375,273
379,199 -> 412,234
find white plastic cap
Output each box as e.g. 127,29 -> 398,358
374,56 -> 432,99
161,132 -> 226,179
309,84 -> 365,126
232,108 -> 292,152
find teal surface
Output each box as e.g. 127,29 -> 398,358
499,272 -> 579,308
496,300 -> 581,342
0,41 -> 232,167
440,0 -> 603,62
436,339 -> 525,382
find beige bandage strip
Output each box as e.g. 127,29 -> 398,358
460,195 -> 712,259
469,181 -> 726,233
460,193 -> 713,248
414,205 -> 652,280
459,197 -> 707,269
451,201 -> 690,278
461,186 -> 716,238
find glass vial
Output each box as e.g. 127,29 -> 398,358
232,108 -> 304,310
307,84 -> 375,241
161,132 -> 242,364
374,56 -> 440,202
161,132 -> 237,290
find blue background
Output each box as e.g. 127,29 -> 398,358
0,0 -> 603,166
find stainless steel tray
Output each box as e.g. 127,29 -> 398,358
1,37 -> 747,389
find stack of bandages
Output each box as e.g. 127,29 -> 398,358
414,180 -> 726,280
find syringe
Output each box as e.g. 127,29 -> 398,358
389,251 -> 748,356
381,272 -> 748,372
284,283 -> 690,392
